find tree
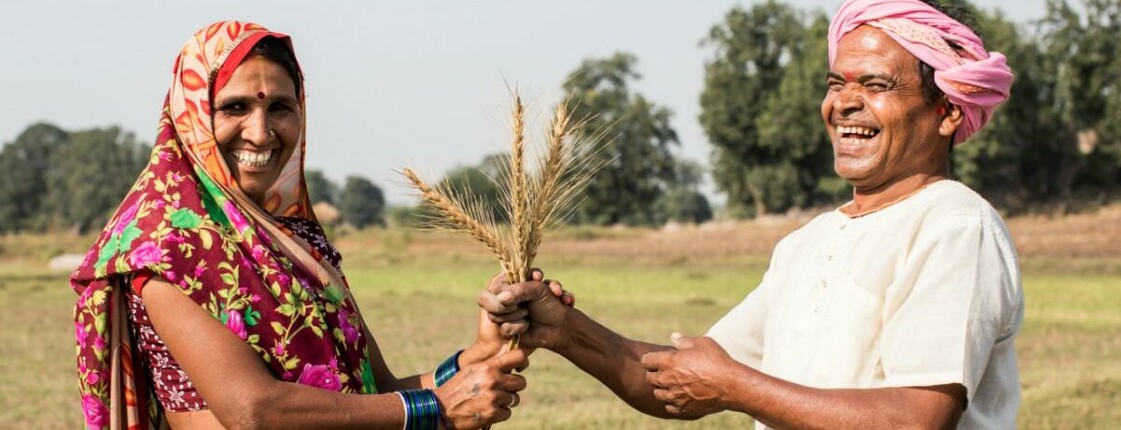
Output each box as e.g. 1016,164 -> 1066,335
44,127 -> 150,233
0,123 -> 69,233
436,153 -> 508,223
654,160 -> 713,224
305,169 -> 340,205
700,1 -> 830,217
1049,0 -> 1121,198
563,52 -> 680,226
951,6 -> 1077,210
338,176 -> 386,229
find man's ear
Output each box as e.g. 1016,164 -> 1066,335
940,104 -> 964,138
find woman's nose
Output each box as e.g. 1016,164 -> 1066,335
240,110 -> 272,145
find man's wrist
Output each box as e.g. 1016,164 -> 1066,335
547,305 -> 581,354
718,362 -> 762,415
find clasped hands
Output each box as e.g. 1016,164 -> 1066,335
476,270 -> 739,420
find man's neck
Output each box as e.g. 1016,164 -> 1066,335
842,174 -> 948,218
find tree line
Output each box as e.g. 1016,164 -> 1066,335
4,0 -> 1118,234
435,0 -> 1121,223
0,123 -> 388,234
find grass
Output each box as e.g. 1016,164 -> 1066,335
1,206 -> 1119,428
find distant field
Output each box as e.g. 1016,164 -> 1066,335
1,205 -> 1118,429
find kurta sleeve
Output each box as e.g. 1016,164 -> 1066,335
879,208 -> 1021,402
706,247 -> 783,369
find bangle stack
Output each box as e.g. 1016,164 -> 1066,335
398,389 -> 441,430
433,349 -> 463,387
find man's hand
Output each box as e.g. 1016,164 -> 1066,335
640,334 -> 737,419
477,269 -> 572,350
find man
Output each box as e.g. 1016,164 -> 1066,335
480,0 -> 1022,428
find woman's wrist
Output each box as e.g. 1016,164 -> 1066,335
397,389 -> 442,430
433,350 -> 463,387
458,342 -> 495,368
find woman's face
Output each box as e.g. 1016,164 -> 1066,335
212,55 -> 301,206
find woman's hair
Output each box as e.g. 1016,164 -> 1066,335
249,36 -> 303,98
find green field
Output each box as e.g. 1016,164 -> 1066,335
1,219 -> 1119,428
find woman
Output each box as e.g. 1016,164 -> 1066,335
72,21 -> 527,430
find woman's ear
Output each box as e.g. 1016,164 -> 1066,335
939,103 -> 964,138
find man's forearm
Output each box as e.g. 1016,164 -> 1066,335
551,307 -> 678,418
722,365 -> 964,430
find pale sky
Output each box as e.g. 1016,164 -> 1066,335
2,1 -> 1049,204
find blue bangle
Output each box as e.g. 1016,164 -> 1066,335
433,349 -> 463,387
399,389 -> 441,430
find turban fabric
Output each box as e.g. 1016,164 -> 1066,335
828,0 -> 1014,144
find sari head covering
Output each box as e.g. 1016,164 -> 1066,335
71,21 -> 377,429
827,0 -> 1015,144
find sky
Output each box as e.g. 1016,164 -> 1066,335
2,0 -> 1052,205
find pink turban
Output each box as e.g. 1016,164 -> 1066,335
828,0 -> 1014,144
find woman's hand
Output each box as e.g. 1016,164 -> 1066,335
435,348 -> 529,430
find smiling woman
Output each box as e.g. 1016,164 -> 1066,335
68,21 -> 531,430
212,55 -> 301,206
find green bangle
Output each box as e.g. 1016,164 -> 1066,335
433,349 -> 463,387
398,389 -> 440,430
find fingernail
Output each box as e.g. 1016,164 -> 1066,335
670,332 -> 683,345
497,291 -> 513,302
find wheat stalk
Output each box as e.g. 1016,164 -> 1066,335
402,91 -> 607,355
402,167 -> 514,275
507,96 -> 530,283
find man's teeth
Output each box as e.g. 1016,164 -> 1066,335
835,125 -> 878,137
232,150 -> 272,168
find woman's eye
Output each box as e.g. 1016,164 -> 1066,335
827,81 -> 843,92
219,102 -> 246,113
866,82 -> 889,92
269,103 -> 294,113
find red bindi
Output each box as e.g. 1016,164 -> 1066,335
257,91 -> 266,99
843,72 -> 855,82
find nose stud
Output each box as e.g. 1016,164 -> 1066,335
269,129 -> 276,137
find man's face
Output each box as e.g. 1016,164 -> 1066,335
821,26 -> 952,191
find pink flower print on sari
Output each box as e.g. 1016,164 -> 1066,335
128,241 -> 165,267
86,370 -> 101,385
296,363 -> 342,391
81,394 -> 108,428
113,202 -> 140,235
338,309 -> 360,343
75,322 -> 89,349
224,310 -> 248,340
223,200 -> 251,233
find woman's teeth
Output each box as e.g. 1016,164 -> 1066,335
232,150 -> 272,168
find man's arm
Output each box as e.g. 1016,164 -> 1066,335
483,280 -> 966,427
479,278 -> 680,418
643,335 -> 966,429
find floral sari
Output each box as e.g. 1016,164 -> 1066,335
71,21 -> 377,430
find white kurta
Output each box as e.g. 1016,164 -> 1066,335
707,180 -> 1023,429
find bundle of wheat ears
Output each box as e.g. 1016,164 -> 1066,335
402,94 -> 603,349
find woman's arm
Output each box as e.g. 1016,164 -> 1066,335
142,277 -> 525,430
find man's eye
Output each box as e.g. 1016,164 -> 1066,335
827,81 -> 843,91
866,82 -> 889,92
